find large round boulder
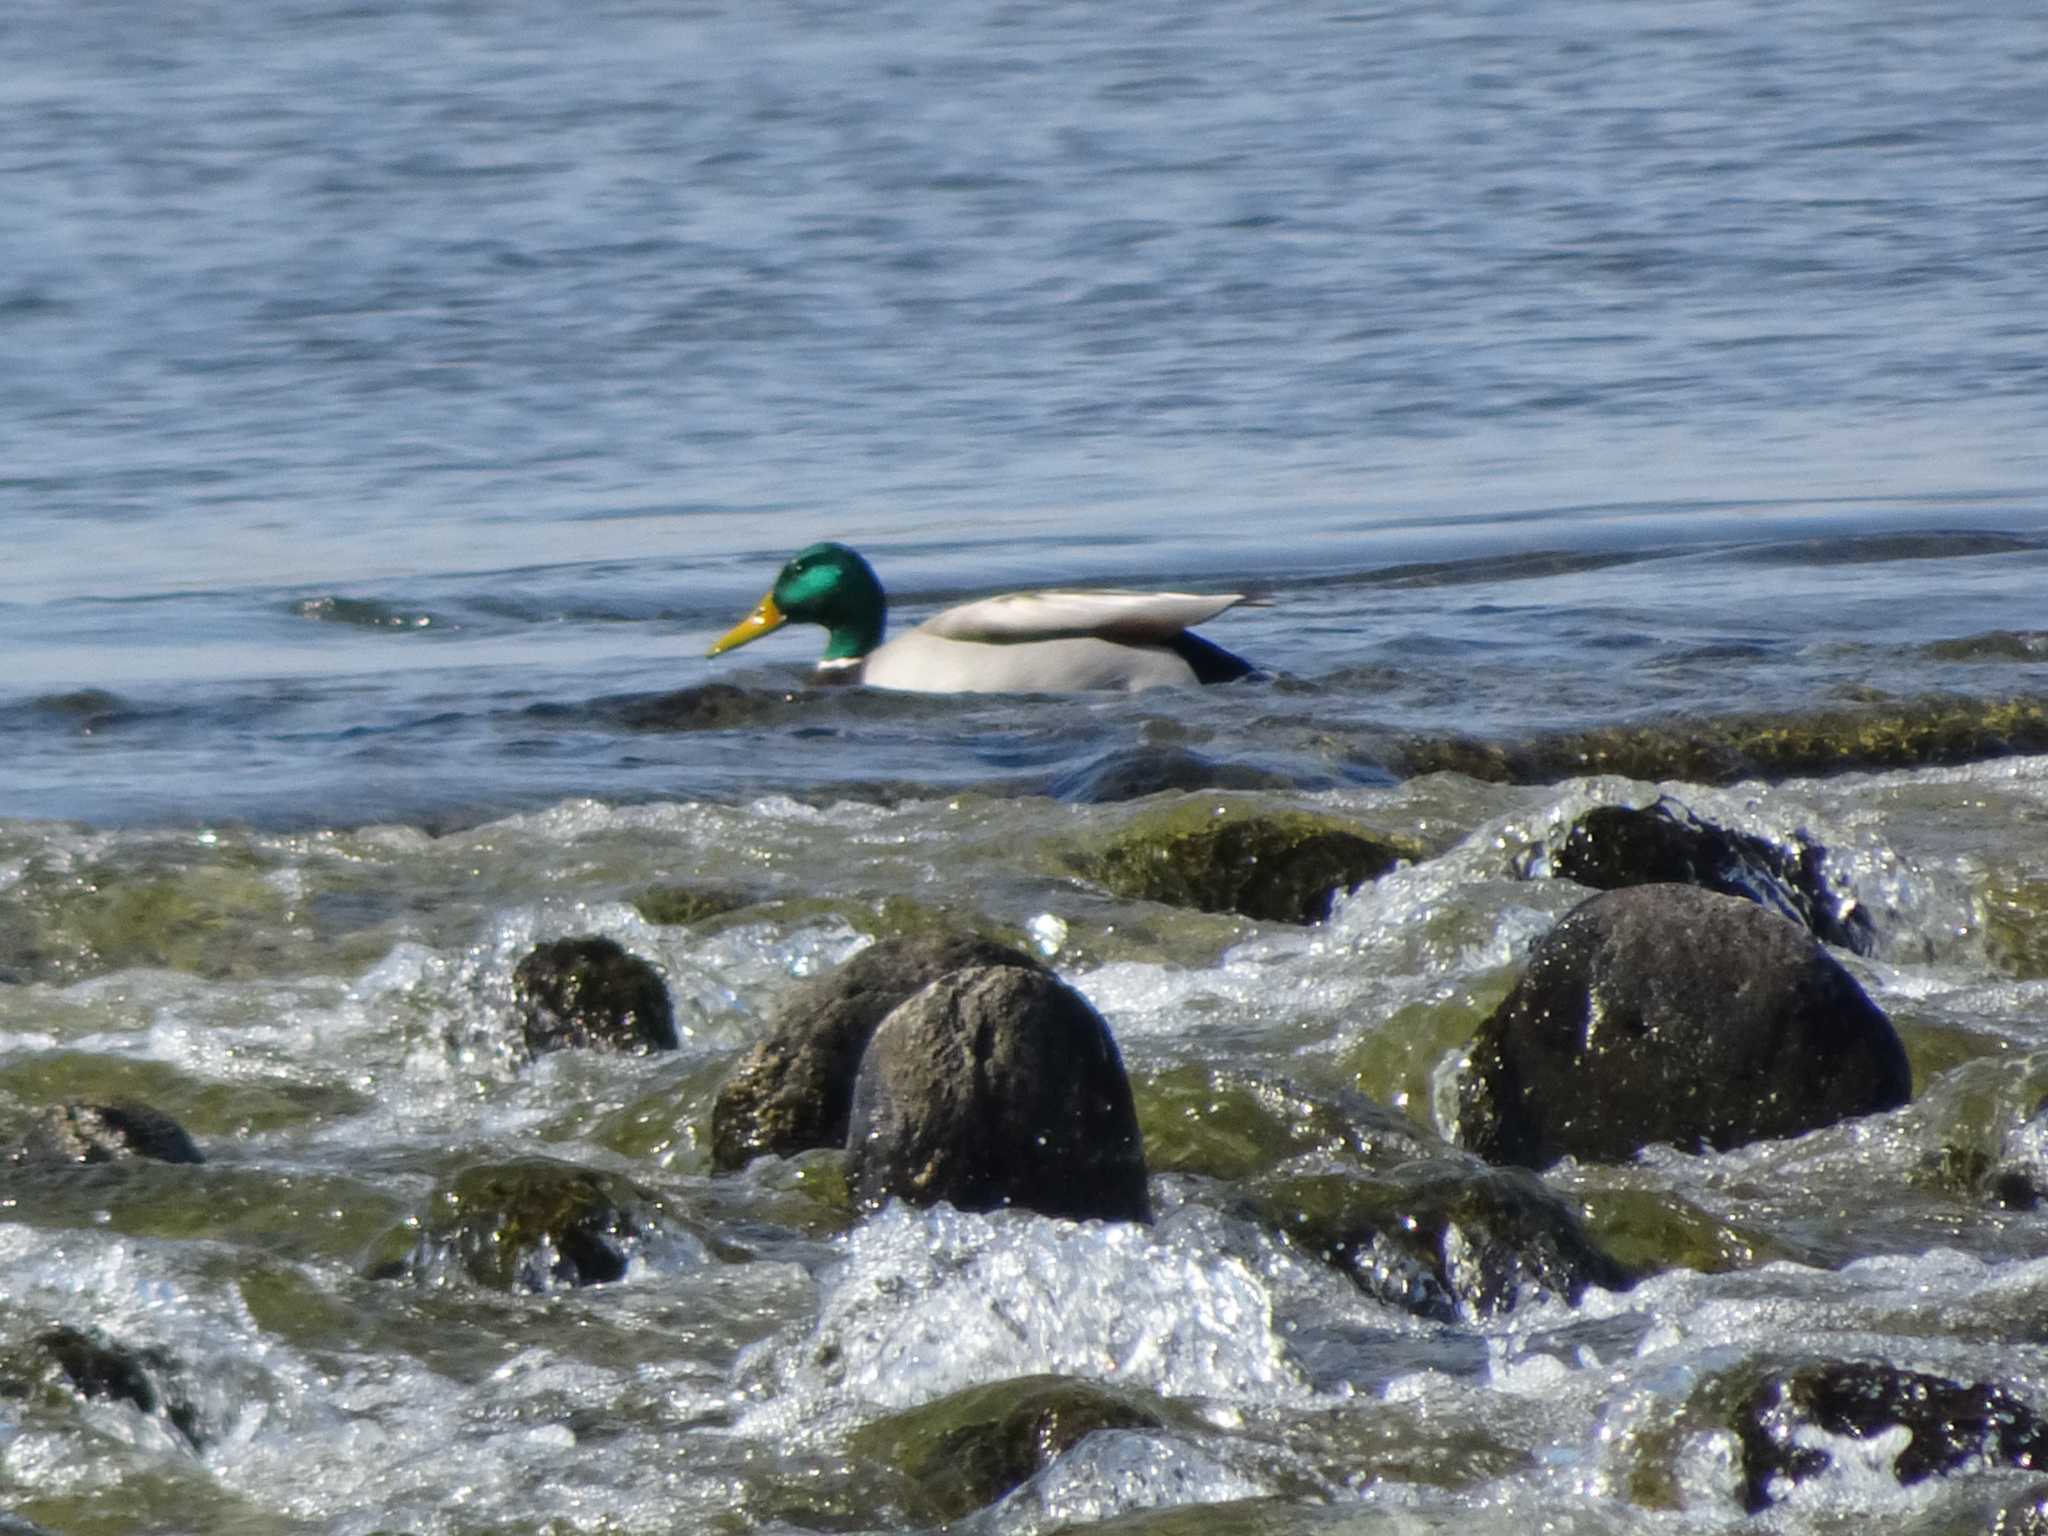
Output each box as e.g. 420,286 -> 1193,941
1457,884 -> 1911,1168
710,932 -> 1043,1172
512,935 -> 677,1057
845,965 -> 1149,1223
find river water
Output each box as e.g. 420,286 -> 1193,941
6,0 -> 2048,1531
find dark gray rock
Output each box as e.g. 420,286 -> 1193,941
1530,796 -> 1876,954
845,965 -> 1149,1223
1458,884 -> 1911,1169
512,935 -> 677,1056
711,932 -> 1044,1172
14,1100 -> 205,1166
1247,1158 -> 1637,1323
1735,1361 -> 2048,1511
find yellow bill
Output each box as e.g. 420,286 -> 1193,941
708,593 -> 787,656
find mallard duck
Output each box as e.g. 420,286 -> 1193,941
706,542 -> 1255,693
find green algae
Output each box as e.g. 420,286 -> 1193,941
0,1050 -> 367,1139
1338,981 -> 1511,1130
1981,874 -> 2048,980
1132,1063 -> 1438,1183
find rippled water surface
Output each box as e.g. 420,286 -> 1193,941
6,0 -> 2048,1531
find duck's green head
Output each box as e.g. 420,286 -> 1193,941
707,542 -> 887,663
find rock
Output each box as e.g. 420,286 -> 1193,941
1736,1361 -> 2048,1511
845,965 -> 1149,1223
1048,746 -> 1317,803
1457,884 -> 1911,1168
1079,802 -> 1417,925
1529,797 -> 1875,954
512,935 -> 677,1056
368,1158 -> 675,1291
848,1374 -> 1176,1521
14,1100 -> 205,1165
710,932 -> 1044,1172
1248,1159 -> 1636,1322
26,1324 -> 201,1448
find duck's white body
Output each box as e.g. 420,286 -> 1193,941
708,543 -> 1255,694
853,590 -> 1247,694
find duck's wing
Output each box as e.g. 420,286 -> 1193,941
919,590 -> 1245,645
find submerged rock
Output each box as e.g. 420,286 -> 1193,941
369,1158 -> 673,1291
1078,802 -> 1417,925
1531,797 -> 1875,954
845,965 -> 1149,1223
17,1324 -> 202,1449
1457,884 -> 1911,1169
1049,745 -> 1320,803
512,935 -> 677,1056
1734,1361 -> 2048,1511
13,1100 -> 205,1166
1248,1159 -> 1636,1322
849,1374 -> 1176,1521
711,931 -> 1044,1172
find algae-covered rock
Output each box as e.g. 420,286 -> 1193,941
512,935 -> 678,1057
711,931 -> 1044,1171
1134,1064 -> 1441,1184
846,965 -> 1149,1223
1390,693 -> 2048,788
1458,885 -> 1911,1169
10,1325 -> 203,1449
1983,875 -> 2048,981
631,883 -> 756,927
1248,1159 -> 1635,1322
1731,1360 -> 2048,1511
1077,802 -> 1418,924
1530,797 -> 1875,954
12,1100 -> 206,1166
849,1374 -> 1177,1521
369,1158 -> 677,1291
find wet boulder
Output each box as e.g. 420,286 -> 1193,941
845,965 -> 1150,1223
1529,796 -> 1875,954
1735,1361 -> 2048,1512
849,1374 -> 1177,1522
13,1100 -> 205,1166
512,935 -> 677,1056
1457,884 -> 1911,1169
711,932 -> 1044,1172
368,1158 -> 678,1291
1078,802 -> 1418,925
1247,1159 -> 1636,1323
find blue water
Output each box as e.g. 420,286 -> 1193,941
5,0 -> 2048,825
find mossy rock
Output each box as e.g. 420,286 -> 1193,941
1391,693 -> 2048,787
1246,1160 -> 1636,1322
1133,1064 -> 1440,1184
848,1374 -> 1183,1521
1075,803 -> 1420,924
631,884 -> 757,927
1569,1184 -> 1810,1276
367,1158 -> 681,1291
